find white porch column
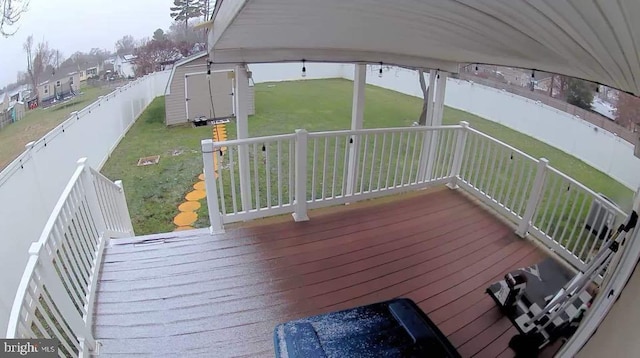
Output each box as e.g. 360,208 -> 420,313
432,71 -> 448,126
419,70 -> 438,181
235,65 -> 252,211
346,64 -> 366,196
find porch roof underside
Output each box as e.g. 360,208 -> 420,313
208,0 -> 640,96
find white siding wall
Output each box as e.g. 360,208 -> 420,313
0,71 -> 170,331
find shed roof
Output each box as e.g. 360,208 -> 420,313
207,0 -> 640,95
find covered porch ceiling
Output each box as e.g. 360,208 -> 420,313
207,0 -> 640,96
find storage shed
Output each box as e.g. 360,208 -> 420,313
164,52 -> 255,126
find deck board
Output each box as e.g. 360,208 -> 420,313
93,188 -> 550,357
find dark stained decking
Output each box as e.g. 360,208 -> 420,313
93,188 -> 549,357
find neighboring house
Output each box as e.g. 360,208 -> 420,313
115,54 -> 137,78
0,93 -> 9,112
37,66 -> 81,104
164,52 -> 255,126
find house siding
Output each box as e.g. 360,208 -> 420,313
165,57 -> 255,126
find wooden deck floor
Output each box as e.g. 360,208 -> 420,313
93,188 -> 549,357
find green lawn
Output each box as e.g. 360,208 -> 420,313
0,86 -> 112,170
101,78 -> 633,235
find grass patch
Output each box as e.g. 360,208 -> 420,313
101,78 -> 633,235
0,86 -> 112,170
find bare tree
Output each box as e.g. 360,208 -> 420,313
24,35 -> 53,102
133,38 -> 181,76
115,35 -> 136,55
1,0 -> 28,36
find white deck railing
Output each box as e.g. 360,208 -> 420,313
203,123 -> 627,273
202,125 -> 462,226
6,158 -> 134,357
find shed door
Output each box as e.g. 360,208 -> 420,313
185,71 -> 234,121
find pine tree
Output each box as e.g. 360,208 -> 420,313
170,0 -> 205,31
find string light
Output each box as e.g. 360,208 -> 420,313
378,62 -> 383,78
301,59 -> 307,77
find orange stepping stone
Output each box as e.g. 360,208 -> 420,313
198,173 -> 205,181
174,226 -> 195,231
185,190 -> 206,201
173,211 -> 197,226
193,181 -> 206,191
178,201 -> 201,212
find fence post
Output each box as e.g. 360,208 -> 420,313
114,180 -> 135,236
516,158 -> 549,237
447,121 -> 470,189
293,129 -> 310,222
78,158 -> 108,235
201,139 -> 224,233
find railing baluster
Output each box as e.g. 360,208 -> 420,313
331,136 -> 339,198
253,143 -> 259,210
368,133 -> 379,192
265,143 -> 272,208
568,193 -> 589,253
289,139 -> 295,204
549,182 -> 572,241
486,145 -> 504,198
555,185 -> 580,244
543,177 -> 567,236
341,135 -> 350,196
359,134 -> 369,193
277,140 -> 283,207
537,174 -> 559,233
462,132 -> 478,184
400,131 -> 412,186
392,132 -> 403,187
496,150 -> 513,206
311,138 -> 318,201
322,137 -> 328,199
408,130 -> 420,185
470,136 -> 485,187
385,132 -> 395,189
228,146 -> 238,214
378,132 -> 387,189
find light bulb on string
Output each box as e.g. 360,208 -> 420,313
301,59 -> 307,78
378,62 -> 383,78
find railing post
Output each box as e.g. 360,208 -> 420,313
201,139 -> 224,233
293,129 -> 310,222
114,180 -> 135,236
447,121 -> 470,189
516,158 -> 549,237
78,158 -> 107,235
345,134 -> 360,196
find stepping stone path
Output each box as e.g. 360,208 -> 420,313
173,123 -> 228,231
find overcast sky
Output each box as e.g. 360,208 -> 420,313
0,0 -> 175,87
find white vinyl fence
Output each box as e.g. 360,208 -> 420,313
203,124 -> 627,273
249,63 -> 640,190
0,70 -> 170,331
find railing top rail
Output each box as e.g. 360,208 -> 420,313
466,127 -> 539,163
547,166 -> 628,217
90,167 -> 122,191
202,133 -> 297,151
308,125 -> 463,138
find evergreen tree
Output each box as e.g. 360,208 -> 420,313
170,0 -> 205,31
